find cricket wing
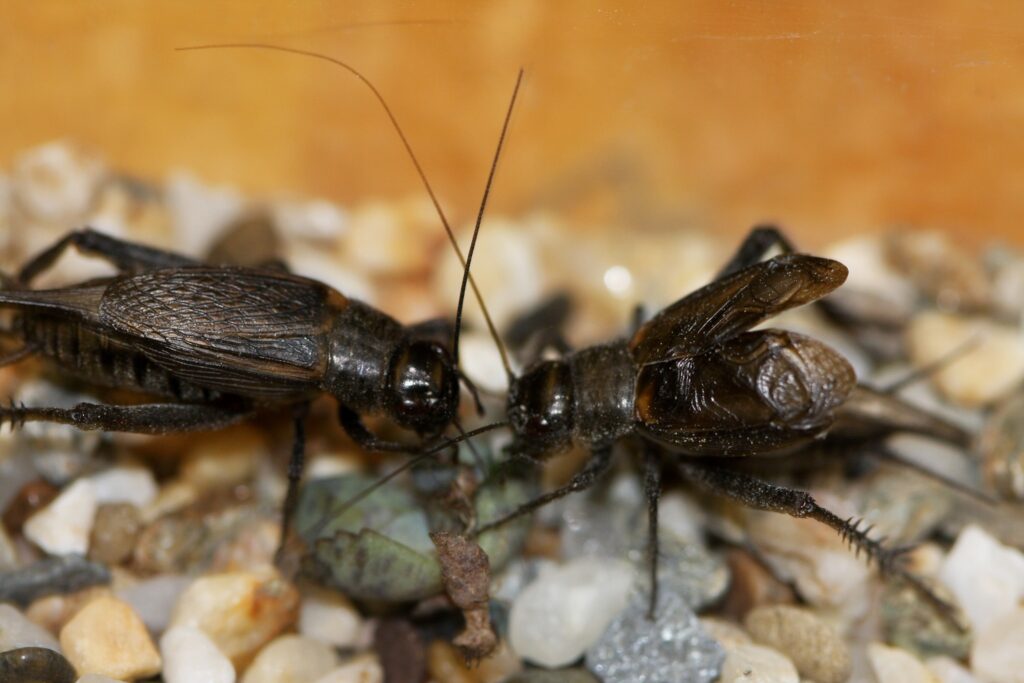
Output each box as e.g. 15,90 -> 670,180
98,267 -> 345,394
635,329 -> 856,455
629,254 -> 847,365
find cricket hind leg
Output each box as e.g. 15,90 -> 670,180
0,399 -> 253,433
473,445 -> 614,536
17,228 -> 199,286
676,460 -> 963,626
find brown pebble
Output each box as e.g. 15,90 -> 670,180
0,646 -> 77,683
3,480 -> 59,534
374,618 -> 426,683
89,503 -> 142,565
744,605 -> 852,683
719,549 -> 795,620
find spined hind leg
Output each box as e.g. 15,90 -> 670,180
676,460 -> 962,625
17,228 -> 198,286
0,400 -> 253,433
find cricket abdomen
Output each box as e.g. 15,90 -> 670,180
18,314 -> 219,403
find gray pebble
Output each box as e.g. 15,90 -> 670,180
585,590 -> 724,683
0,555 -> 110,606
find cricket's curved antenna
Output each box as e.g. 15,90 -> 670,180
452,69 -> 523,384
175,42 -> 514,378
303,420 -> 509,540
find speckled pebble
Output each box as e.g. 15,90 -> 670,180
0,603 -> 61,652
161,625 -> 236,683
509,557 -> 634,668
23,478 -> 97,556
59,595 -> 161,680
744,605 -> 851,683
88,503 -> 142,565
867,643 -> 938,683
719,643 -> 799,683
169,570 -> 299,665
241,634 -> 339,683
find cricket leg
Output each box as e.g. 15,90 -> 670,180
473,445 -> 614,535
275,402 -> 310,568
0,400 -> 253,433
337,405 -> 429,453
716,225 -> 799,278
643,444 -> 662,619
676,460 -> 962,626
17,228 -> 199,285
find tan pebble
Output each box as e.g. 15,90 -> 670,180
744,605 -> 851,683
26,586 -> 112,634
699,617 -> 753,650
170,570 -> 299,667
59,595 -> 161,680
241,634 -> 339,683
907,311 -> 1024,407
77,675 -> 128,683
181,427 -> 268,491
209,517 -> 280,572
720,643 -> 799,683
426,640 -> 475,683
924,655 -> 979,683
345,197 -> 441,276
474,640 -> 523,683
867,643 -> 939,683
311,654 -> 384,683
720,549 -> 795,620
139,479 -> 198,523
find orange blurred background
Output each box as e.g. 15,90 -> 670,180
2,1 -> 1023,250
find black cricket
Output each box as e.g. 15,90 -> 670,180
473,226 -> 972,620
0,49 -> 525,563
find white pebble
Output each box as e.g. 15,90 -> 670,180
115,574 -> 192,633
77,676 -> 127,683
12,141 -> 106,224
0,602 -> 60,651
971,607 -> 1024,683
272,198 -> 348,241
720,643 -> 799,683
299,593 -> 367,649
458,331 -> 513,394
926,656 -> 979,683
241,634 -> 339,683
166,171 -> 246,257
60,595 -> 161,680
311,655 -> 383,683
868,643 -> 938,683
24,477 -> 97,555
89,466 -> 158,507
161,625 -> 236,683
509,557 -> 634,668
938,524 -> 1024,633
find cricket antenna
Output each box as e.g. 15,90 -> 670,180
175,42 -> 514,379
452,69 -> 523,384
303,420 -> 509,541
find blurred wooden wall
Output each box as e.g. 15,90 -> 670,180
3,1 -> 1024,248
